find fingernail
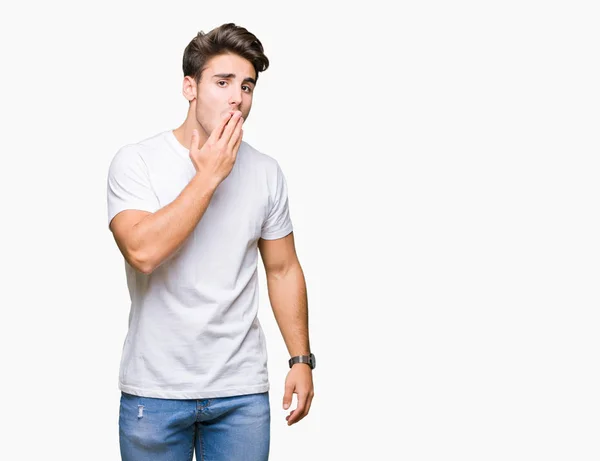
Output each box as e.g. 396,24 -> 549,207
284,403 -> 289,409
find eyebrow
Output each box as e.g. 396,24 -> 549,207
212,73 -> 256,86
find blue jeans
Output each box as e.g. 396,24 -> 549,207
119,391 -> 270,461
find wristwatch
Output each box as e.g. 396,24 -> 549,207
289,353 -> 316,370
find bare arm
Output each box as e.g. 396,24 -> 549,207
110,110 -> 244,274
258,231 -> 314,426
258,232 -> 311,357
110,174 -> 219,274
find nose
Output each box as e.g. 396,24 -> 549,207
228,87 -> 242,108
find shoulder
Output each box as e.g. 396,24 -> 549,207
108,131 -> 169,172
239,140 -> 283,176
238,142 -> 290,206
108,144 -> 142,172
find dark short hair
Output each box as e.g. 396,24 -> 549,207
182,23 -> 269,83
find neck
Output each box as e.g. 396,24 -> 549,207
173,102 -> 208,151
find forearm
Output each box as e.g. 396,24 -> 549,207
266,263 -> 311,356
130,173 -> 219,273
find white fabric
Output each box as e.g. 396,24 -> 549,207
106,130 -> 293,399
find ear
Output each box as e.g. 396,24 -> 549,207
182,76 -> 197,102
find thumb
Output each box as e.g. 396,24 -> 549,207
190,129 -> 198,152
283,382 -> 294,410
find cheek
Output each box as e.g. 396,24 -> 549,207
198,88 -> 218,108
243,94 -> 253,112
196,90 -> 221,120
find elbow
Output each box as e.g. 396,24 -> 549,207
266,262 -> 301,281
265,265 -> 286,281
137,261 -> 156,275
126,249 -> 157,275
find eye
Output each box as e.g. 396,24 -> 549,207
242,85 -> 253,93
217,80 -> 227,87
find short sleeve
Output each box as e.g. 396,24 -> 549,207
261,161 -> 293,240
106,146 -> 160,228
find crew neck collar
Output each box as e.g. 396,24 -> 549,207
165,130 -> 191,160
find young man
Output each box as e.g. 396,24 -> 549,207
106,23 -> 315,461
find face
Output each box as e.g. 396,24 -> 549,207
188,53 -> 256,137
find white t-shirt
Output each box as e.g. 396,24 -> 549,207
106,130 -> 293,399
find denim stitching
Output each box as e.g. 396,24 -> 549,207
187,425 -> 195,461
198,425 -> 204,461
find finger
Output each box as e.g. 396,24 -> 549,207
303,392 -> 314,418
287,406 -> 306,426
283,383 -> 294,410
227,116 -> 244,152
219,110 -> 242,144
287,393 -> 308,425
287,407 -> 302,426
189,129 -> 199,153
291,391 -> 312,425
209,112 -> 234,142
231,128 -> 243,157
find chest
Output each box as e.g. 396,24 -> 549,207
148,158 -> 269,243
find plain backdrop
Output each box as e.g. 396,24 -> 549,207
0,0 -> 598,460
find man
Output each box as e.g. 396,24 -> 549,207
106,23 -> 315,461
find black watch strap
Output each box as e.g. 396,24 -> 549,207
288,353 -> 316,369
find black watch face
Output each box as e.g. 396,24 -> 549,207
310,353 -> 316,368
